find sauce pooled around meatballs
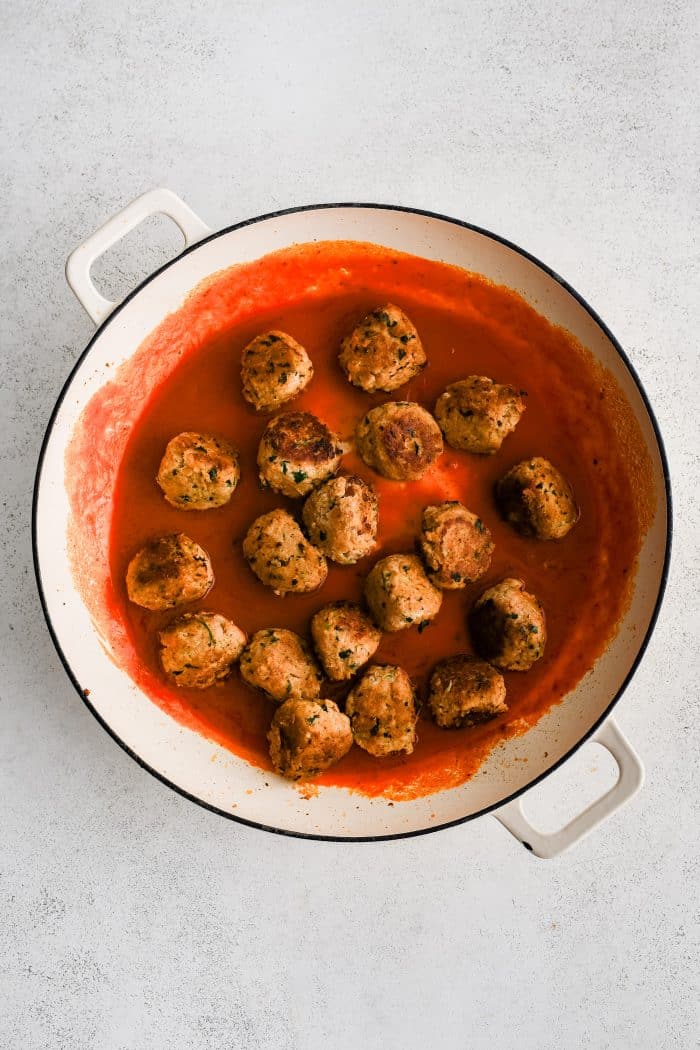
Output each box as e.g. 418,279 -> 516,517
98,240 -> 651,800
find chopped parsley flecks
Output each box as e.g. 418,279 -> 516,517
195,617 -> 216,647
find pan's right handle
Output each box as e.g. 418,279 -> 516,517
493,718 -> 644,859
65,188 -> 212,326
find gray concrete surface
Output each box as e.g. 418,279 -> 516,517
2,1 -> 698,1047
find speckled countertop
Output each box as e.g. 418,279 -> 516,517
2,2 -> 698,1047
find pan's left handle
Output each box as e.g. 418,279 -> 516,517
65,188 -> 213,325
493,717 -> 644,859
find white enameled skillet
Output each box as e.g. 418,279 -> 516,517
33,189 -> 671,857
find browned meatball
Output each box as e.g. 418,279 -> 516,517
257,412 -> 343,498
469,578 -> 546,671
345,664 -> 418,757
310,602 -> 382,681
268,698 -> 353,780
240,330 -> 313,413
156,432 -> 240,510
428,655 -> 507,728
355,402 -> 443,481
158,612 -> 246,689
302,475 -> 378,564
495,457 -> 579,540
364,553 -> 443,632
338,303 -> 426,392
239,628 -> 322,702
126,533 -> 214,610
435,376 -> 526,454
419,502 -> 494,588
242,509 -> 328,595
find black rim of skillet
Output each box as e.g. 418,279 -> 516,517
32,202 -> 673,845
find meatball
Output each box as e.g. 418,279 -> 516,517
364,553 -> 442,632
355,402 -> 443,481
435,376 -> 526,454
268,698 -> 353,780
126,533 -> 213,610
495,456 -> 579,540
240,628 -> 322,702
242,509 -> 327,595
156,432 -> 240,510
428,654 -> 507,728
240,330 -> 313,413
257,411 -> 343,498
158,612 -> 246,689
469,577 -> 546,671
345,664 -> 418,757
302,475 -> 378,564
338,303 -> 426,392
419,502 -> 494,588
310,601 -> 382,681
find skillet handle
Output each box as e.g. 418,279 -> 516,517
493,717 -> 644,859
65,188 -> 213,325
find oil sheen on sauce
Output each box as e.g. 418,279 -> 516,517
69,241 -> 651,801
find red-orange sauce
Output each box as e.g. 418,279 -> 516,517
68,241 -> 653,801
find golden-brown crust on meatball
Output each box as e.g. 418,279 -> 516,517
338,303 -> 426,392
158,612 -> 246,689
419,502 -> 494,588
428,654 -> 507,728
156,432 -> 240,510
355,402 -> 443,481
267,698 -> 353,780
364,553 -> 443,632
242,509 -> 328,595
345,664 -> 418,756
495,457 -> 579,540
310,601 -> 382,681
126,533 -> 214,611
239,628 -> 322,702
469,577 -> 546,671
257,412 -> 343,497
435,376 -> 526,454
302,475 -> 378,564
240,330 -> 313,413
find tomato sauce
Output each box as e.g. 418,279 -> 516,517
68,241 -> 653,801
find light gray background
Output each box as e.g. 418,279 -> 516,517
2,2 -> 698,1047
